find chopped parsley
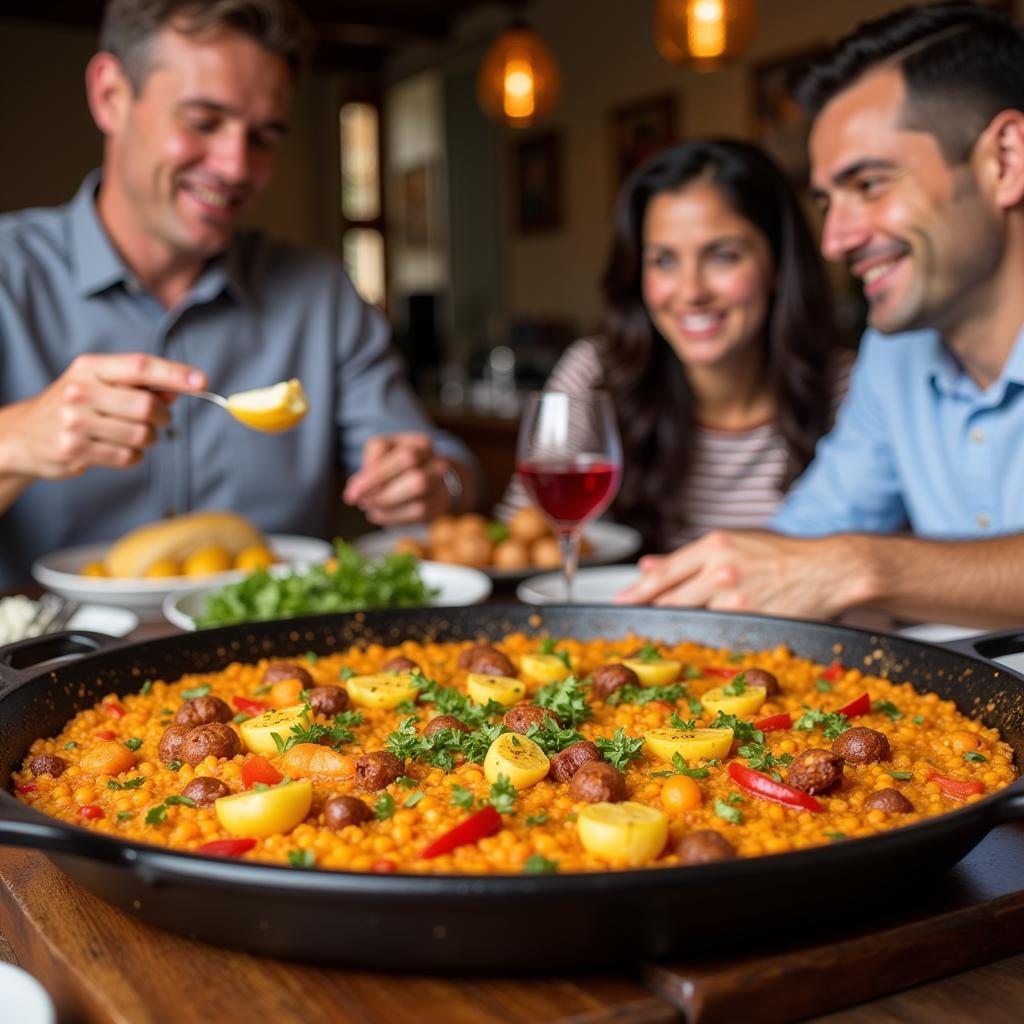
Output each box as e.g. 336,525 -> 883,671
167,759 -> 184,772
272,710 -> 365,753
233,712 -> 251,724
964,751 -> 988,763
374,793 -> 396,820
394,775 -> 418,789
635,645 -> 662,663
525,810 -> 549,827
254,683 -> 273,695
403,791 -> 425,809
107,776 -> 146,791
794,707 -> 851,739
145,804 -> 169,826
565,812 -> 578,823
824,831 -> 847,842
64,741 -> 78,750
139,679 -> 153,696
116,811 -> 135,821
684,666 -> 704,679
539,636 -> 572,670
534,675 -> 592,727
487,774 -> 518,814
888,771 -> 914,781
607,681 -> 691,707
304,651 -> 319,664
124,737 -> 143,752
723,673 -> 747,696
650,752 -> 710,779
414,672 -> 505,728
522,854 -> 559,875
486,520 -> 510,543
668,711 -> 697,730
737,742 -> 793,777
913,715 -> 925,725
709,712 -> 763,744
815,678 -> 833,693
874,700 -> 905,721
180,685 -> 211,699
165,795 -> 196,807
339,666 -> 355,680
288,850 -> 316,868
595,727 -> 645,770
714,797 -> 744,824
450,784 -> 475,810
523,716 -> 585,756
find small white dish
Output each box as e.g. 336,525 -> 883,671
65,603 -> 139,637
163,559 -> 493,630
516,563 -> 640,605
0,963 -> 56,1024
32,535 -> 333,620
354,521 -> 642,582
896,623 -> 989,643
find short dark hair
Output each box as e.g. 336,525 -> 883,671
599,138 -> 839,548
99,0 -> 310,89
796,2 -> 1024,163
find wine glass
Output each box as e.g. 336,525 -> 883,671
516,391 -> 622,602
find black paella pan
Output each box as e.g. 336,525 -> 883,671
0,604 -> 1022,971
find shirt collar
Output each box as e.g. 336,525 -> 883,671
69,170 -> 254,306
925,322 -> 1024,401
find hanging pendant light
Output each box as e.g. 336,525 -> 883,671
654,0 -> 758,71
477,26 -> 561,128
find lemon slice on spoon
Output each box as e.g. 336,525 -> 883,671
224,378 -> 309,432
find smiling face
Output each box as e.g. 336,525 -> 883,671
640,179 -> 775,372
809,67 -> 1003,337
95,25 -> 292,270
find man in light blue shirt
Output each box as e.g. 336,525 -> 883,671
0,0 -> 477,586
621,3 -> 1024,627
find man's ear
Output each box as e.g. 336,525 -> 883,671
976,109 -> 1024,210
85,52 -> 133,136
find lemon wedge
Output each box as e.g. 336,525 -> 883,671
215,779 -> 313,838
621,657 -> 682,685
643,727 -> 734,762
700,684 -> 768,718
465,673 -> 526,707
520,652 -> 580,685
346,672 -> 420,710
239,704 -> 311,755
483,732 -> 549,788
576,802 -> 668,865
225,378 -> 308,433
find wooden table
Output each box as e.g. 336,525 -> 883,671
1,615 -> 1023,1023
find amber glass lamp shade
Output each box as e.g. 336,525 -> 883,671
654,0 -> 757,71
477,27 -> 561,128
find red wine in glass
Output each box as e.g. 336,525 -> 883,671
515,391 -> 622,602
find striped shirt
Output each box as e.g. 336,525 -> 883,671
500,338 -> 851,552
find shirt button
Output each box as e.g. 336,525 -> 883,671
970,428 -> 985,443
976,513 -> 991,529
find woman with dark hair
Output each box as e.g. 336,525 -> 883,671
502,137 -> 848,553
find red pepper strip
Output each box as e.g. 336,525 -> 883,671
232,696 -> 269,715
836,693 -> 871,718
104,703 -> 126,719
372,859 -> 397,874
197,838 -> 257,858
928,771 -> 985,800
16,783 -> 37,794
728,762 -> 824,813
241,755 -> 283,789
754,712 -> 793,732
821,662 -> 845,682
95,730 -> 116,741
421,805 -> 502,859
701,667 -> 737,679
79,805 -> 104,820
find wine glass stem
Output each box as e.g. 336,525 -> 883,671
559,529 -> 582,604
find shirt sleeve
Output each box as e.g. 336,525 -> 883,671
495,338 -> 604,518
769,332 -> 908,536
331,271 -> 478,482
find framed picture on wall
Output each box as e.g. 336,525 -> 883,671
514,131 -> 562,234
751,45 -> 827,186
608,93 -> 677,200
401,163 -> 433,248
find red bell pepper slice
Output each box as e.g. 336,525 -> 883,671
701,666 -> 738,679
232,696 -> 270,715
104,702 -> 126,719
16,783 -> 38,794
241,755 -> 283,789
197,838 -> 257,858
836,693 -> 871,718
754,712 -> 792,732
821,662 -> 845,682
728,761 -> 824,813
79,804 -> 104,820
372,859 -> 397,874
95,730 -> 116,741
420,805 -> 502,859
927,771 -> 985,800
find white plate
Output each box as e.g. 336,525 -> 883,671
516,564 -> 640,605
163,560 -> 493,630
31,535 -> 334,620
0,963 -> 55,1024
354,521 -> 642,582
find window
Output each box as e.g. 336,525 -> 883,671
340,101 -> 385,305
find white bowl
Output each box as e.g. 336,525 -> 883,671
32,535 -> 333,620
516,564 -> 640,605
0,964 -> 55,1024
163,560 -> 493,630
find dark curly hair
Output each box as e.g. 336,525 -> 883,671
795,2 -> 1024,165
598,138 -> 838,550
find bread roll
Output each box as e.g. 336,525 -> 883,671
104,511 -> 265,578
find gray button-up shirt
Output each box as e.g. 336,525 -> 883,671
0,173 -> 472,585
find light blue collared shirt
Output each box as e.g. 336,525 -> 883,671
0,174 -> 475,586
770,325 -> 1024,539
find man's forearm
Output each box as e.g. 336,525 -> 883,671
848,533 -> 1024,628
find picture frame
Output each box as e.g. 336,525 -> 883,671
608,93 -> 677,200
513,131 -> 562,234
750,45 -> 828,186
401,164 -> 432,248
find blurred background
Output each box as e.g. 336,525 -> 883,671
0,0 -> 1014,508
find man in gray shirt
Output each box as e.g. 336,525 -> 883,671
0,0 -> 477,586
